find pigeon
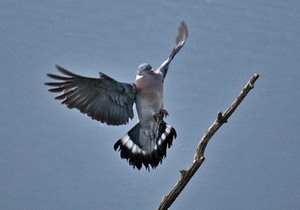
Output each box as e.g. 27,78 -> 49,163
45,21 -> 188,170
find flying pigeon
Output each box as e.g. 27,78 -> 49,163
45,21 -> 188,170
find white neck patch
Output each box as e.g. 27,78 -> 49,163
135,74 -> 143,80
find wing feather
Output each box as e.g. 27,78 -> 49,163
45,65 -> 136,125
157,21 -> 188,79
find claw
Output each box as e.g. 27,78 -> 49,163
153,109 -> 169,122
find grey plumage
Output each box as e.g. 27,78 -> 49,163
45,21 -> 188,170
158,21 -> 188,79
46,66 -> 136,125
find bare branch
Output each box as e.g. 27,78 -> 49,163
157,73 -> 260,210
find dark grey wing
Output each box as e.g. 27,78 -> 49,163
157,21 -> 188,79
45,65 -> 136,125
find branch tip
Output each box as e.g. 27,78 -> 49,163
249,73 -> 260,87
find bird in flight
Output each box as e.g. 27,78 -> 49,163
45,21 -> 188,170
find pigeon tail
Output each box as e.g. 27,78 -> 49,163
114,121 -> 177,170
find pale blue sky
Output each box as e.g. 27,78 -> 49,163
1,1 -> 299,209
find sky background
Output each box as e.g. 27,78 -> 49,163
1,1 -> 299,210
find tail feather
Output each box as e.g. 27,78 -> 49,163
114,121 -> 177,170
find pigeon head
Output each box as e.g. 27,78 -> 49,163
137,63 -> 152,76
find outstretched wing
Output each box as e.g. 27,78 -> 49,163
157,21 -> 188,79
45,65 -> 136,125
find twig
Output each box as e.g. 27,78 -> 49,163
157,73 -> 260,210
